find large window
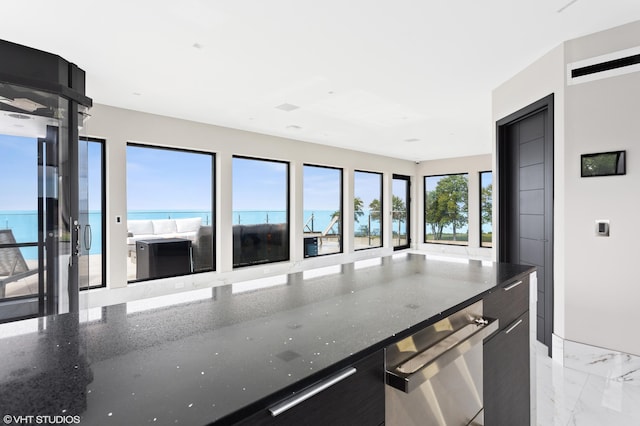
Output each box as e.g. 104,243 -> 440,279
354,170 -> 382,250
303,165 -> 342,257
126,145 -> 214,282
232,157 -> 289,267
424,174 -> 469,245
480,171 -> 493,248
392,175 -> 410,250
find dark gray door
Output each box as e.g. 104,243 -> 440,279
497,94 -> 554,356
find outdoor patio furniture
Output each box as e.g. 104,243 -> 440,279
0,229 -> 38,298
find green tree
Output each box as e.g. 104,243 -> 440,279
332,196 -> 364,222
425,175 -> 468,241
391,195 -> 407,243
481,183 -> 492,225
425,189 -> 446,239
369,198 -> 381,222
392,196 -> 406,222
369,196 -> 406,222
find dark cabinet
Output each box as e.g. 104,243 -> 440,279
483,275 -> 531,426
484,312 -> 530,426
236,350 -> 384,426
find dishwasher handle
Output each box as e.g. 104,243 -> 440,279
386,317 -> 498,394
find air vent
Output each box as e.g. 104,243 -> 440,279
7,113 -> 31,120
568,46 -> 640,85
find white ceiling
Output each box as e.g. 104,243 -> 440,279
3,0 -> 640,161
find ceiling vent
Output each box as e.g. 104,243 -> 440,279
567,46 -> 640,85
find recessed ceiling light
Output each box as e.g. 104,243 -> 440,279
133,92 -> 142,96
404,138 -> 420,143
275,103 -> 300,112
192,42 -> 204,49
286,125 -> 302,130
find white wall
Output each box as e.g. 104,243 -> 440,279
416,154 -> 493,259
80,104 -> 417,307
563,22 -> 640,356
493,20 -> 640,356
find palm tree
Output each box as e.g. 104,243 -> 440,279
332,197 -> 364,222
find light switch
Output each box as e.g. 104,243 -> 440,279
595,220 -> 609,237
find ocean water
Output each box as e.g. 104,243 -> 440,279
2,209 -> 402,260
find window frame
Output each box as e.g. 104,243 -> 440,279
303,163 -> 344,257
353,169 -> 383,251
479,170 -> 493,248
126,143 -> 216,282
232,155 -> 290,268
423,173 -> 469,246
80,137 -> 107,290
392,174 -> 411,251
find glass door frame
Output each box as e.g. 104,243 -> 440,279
79,137 -> 106,290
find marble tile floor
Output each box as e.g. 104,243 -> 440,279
536,342 -> 640,425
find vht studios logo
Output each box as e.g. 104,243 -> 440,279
3,415 -> 81,425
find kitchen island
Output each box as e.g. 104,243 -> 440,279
0,253 -> 534,425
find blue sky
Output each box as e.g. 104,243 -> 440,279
354,171 -> 382,207
1,134 -> 105,211
232,157 -> 288,211
2,133 -> 412,215
481,170 -> 492,188
303,165 -> 341,211
127,145 -> 212,211
0,135 -> 38,211
392,178 -> 408,202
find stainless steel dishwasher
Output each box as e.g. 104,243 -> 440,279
385,300 -> 498,426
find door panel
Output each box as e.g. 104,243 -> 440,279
519,239 -> 544,266
498,94 -> 554,355
520,215 -> 544,240
519,112 -> 544,140
519,164 -> 544,190
520,139 -> 544,165
519,190 -> 544,214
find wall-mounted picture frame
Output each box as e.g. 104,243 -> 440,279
580,150 -> 626,177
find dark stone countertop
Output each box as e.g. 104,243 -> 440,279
0,253 -> 534,425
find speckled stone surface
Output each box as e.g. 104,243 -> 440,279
0,254 -> 533,425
